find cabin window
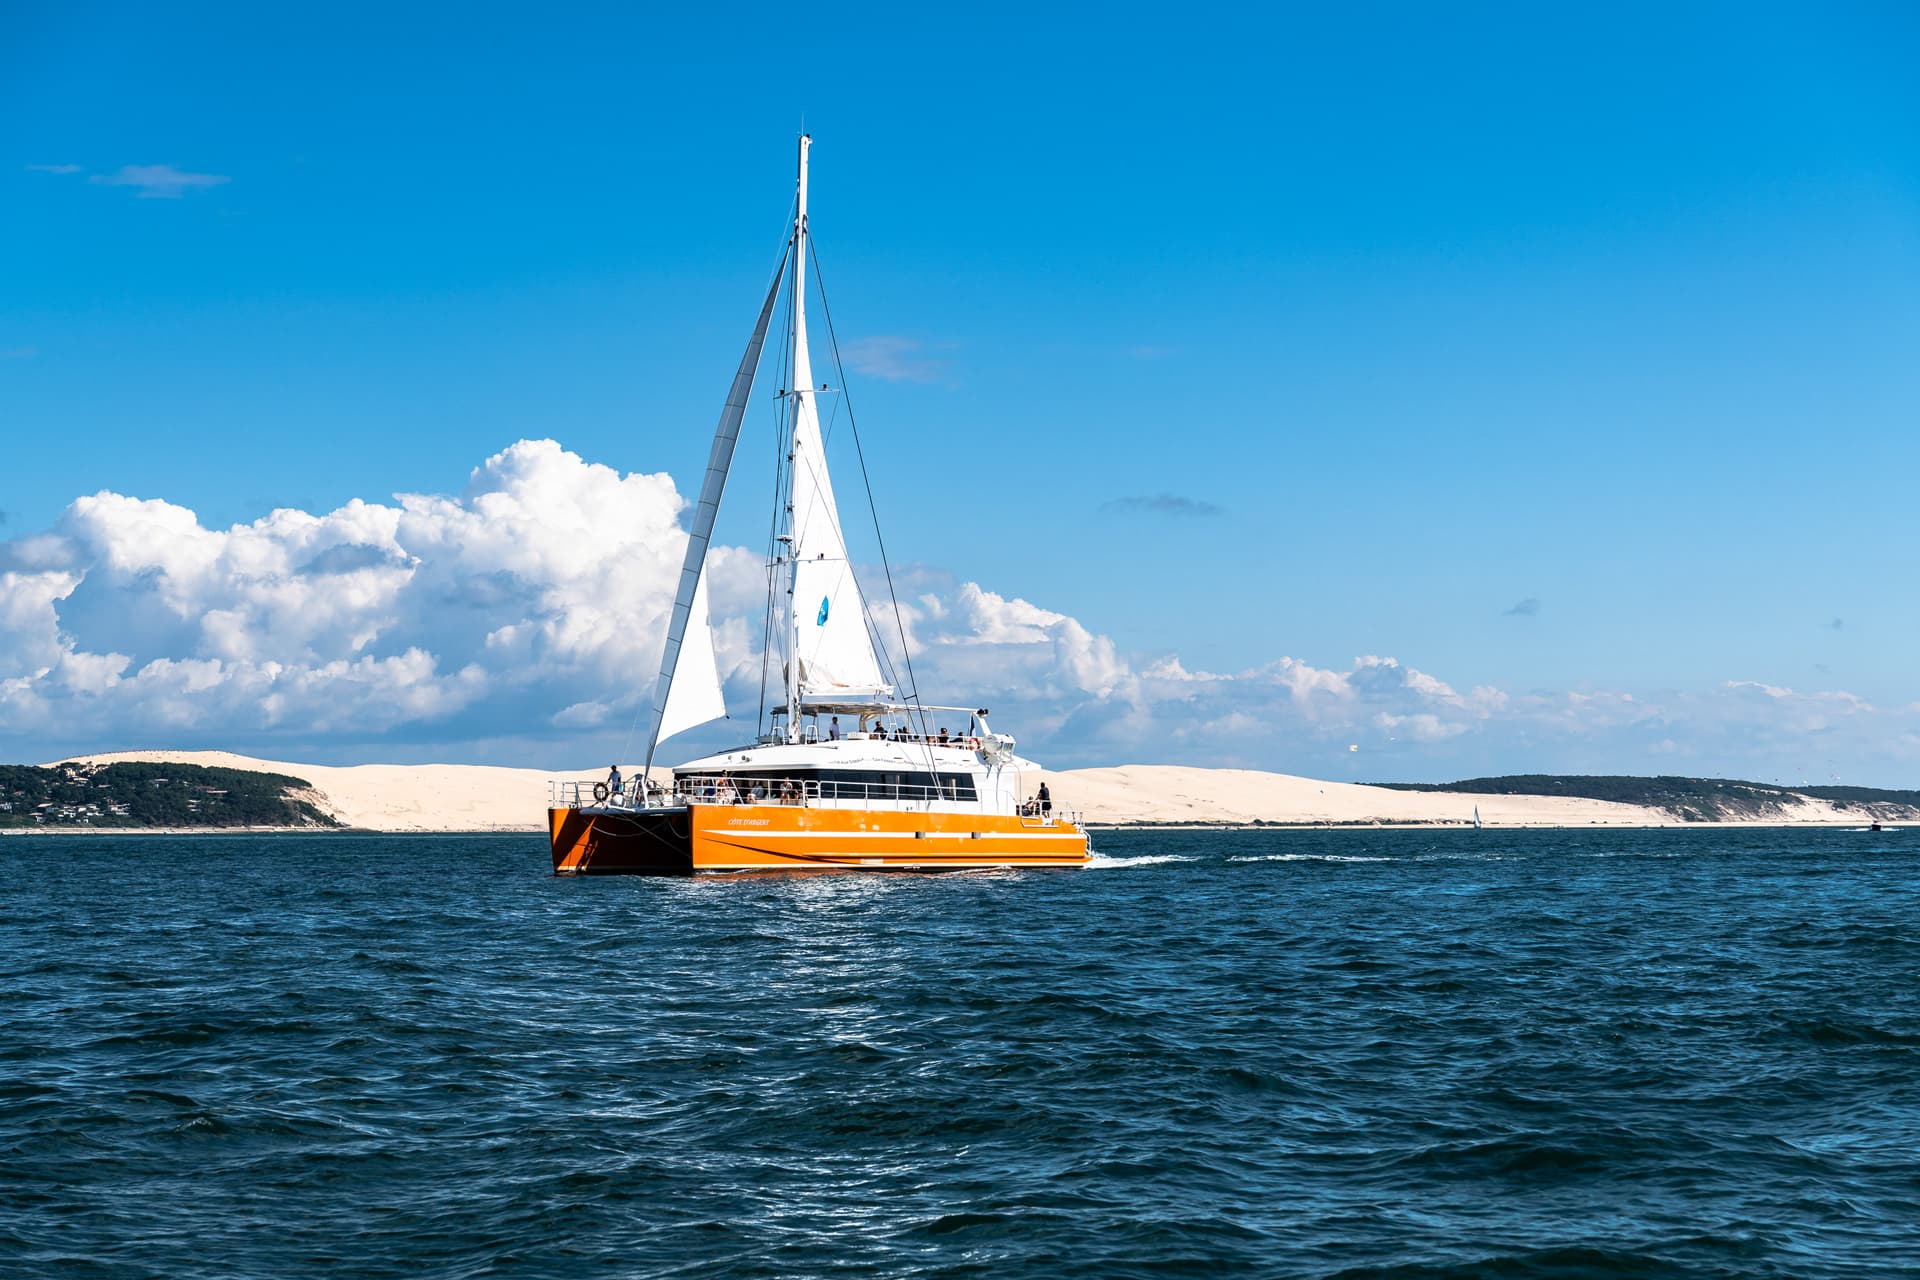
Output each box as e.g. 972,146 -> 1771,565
683,768 -> 978,803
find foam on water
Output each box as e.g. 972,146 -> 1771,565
4,826 -> 1918,1278
1229,852 -> 1396,862
1084,851 -> 1198,868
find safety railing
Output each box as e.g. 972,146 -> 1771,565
817,731 -> 988,750
550,775 -> 1079,823
551,778 -> 656,808
670,774 -> 976,807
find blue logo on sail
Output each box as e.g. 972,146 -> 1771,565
817,596 -> 830,626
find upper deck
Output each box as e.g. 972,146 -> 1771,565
550,732 -> 1074,823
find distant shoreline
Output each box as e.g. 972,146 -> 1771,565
0,826 -> 535,837
3,821 -> 1901,837
11,751 -> 1915,834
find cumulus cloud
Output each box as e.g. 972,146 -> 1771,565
88,164 -> 230,199
3,438 -> 1916,780
0,441 -> 694,754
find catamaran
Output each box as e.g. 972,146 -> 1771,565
548,137 -> 1091,874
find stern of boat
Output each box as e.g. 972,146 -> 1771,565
549,803 -> 695,875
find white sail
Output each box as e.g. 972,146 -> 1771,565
642,246 -> 789,771
657,564 -> 724,744
787,136 -> 891,702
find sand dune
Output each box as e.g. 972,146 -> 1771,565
1033,765 -> 1668,827
45,749 -> 1890,832
55,750 -> 586,832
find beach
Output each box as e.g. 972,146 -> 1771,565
28,750 -> 1896,833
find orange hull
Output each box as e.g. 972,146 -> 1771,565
550,802 -> 1089,874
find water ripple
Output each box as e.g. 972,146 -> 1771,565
3,827 -> 1918,1276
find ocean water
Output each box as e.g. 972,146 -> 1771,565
3,827 -> 1918,1278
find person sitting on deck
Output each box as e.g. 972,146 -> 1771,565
779,779 -> 797,805
938,727 -> 950,745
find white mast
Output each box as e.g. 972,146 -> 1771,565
784,134 -> 810,741
780,133 -> 894,741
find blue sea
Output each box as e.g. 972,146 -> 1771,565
4,827 -> 1918,1278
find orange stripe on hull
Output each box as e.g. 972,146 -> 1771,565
549,803 -> 1088,874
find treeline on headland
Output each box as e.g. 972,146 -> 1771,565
0,762 -> 338,830
1375,774 -> 1920,822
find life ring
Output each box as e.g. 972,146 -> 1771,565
592,781 -> 610,803
966,736 -> 981,750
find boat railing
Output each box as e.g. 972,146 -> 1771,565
550,779 -> 659,809
551,775 -> 1080,824
667,773 -> 974,808
814,731 -> 987,750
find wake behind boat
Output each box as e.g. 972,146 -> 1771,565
549,137 -> 1091,874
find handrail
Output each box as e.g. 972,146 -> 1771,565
851,732 -> 984,750
547,775 -> 1078,823
670,773 -> 971,807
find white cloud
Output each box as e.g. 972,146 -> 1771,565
88,164 -> 230,199
3,438 -> 1917,780
842,336 -> 951,384
0,441 -> 682,751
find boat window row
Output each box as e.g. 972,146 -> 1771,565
674,769 -> 980,805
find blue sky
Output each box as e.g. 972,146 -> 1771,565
3,2 -> 1918,782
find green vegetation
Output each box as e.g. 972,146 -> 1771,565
1373,774 -> 1920,822
0,762 -> 338,830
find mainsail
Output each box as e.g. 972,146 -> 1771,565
643,246 -> 790,769
785,135 -> 892,703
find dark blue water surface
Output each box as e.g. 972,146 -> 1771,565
4,827 -> 1920,1278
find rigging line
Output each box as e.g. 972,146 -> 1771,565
807,234 -> 938,760
793,289 -> 907,705
774,231 -> 803,710
756,236 -> 799,741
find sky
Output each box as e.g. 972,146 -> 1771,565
3,2 -> 1918,784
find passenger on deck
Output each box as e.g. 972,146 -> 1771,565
779,780 -> 797,805
938,727 -> 950,745
750,781 -> 766,802
1038,782 -> 1052,815
829,716 -> 841,741
607,764 -> 623,803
